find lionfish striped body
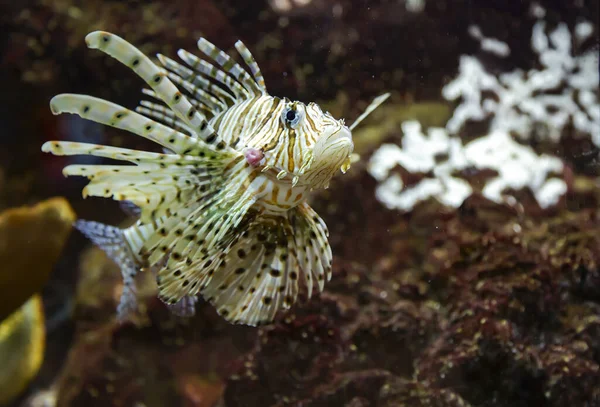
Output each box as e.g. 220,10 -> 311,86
42,31 -> 389,326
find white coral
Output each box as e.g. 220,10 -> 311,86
368,122 -> 566,211
444,19 -> 599,146
367,11 -> 595,211
468,25 -> 511,57
369,122 -> 472,210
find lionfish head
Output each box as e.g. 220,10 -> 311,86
254,97 -> 353,190
298,103 -> 354,190
255,93 -> 390,189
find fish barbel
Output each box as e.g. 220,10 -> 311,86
42,31 -> 389,326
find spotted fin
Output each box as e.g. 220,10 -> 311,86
291,203 -> 333,299
196,38 -> 262,96
234,40 -> 267,93
48,94 -> 207,154
155,202 -> 332,326
59,161 -> 216,222
74,220 -> 139,320
154,56 -> 237,109
85,31 -> 226,146
135,100 -> 194,134
177,49 -> 246,100
140,159 -> 262,268
157,54 -> 227,115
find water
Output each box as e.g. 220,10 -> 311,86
0,0 -> 598,406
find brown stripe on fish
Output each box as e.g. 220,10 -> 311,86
232,97 -> 262,138
286,129 -> 296,173
246,97 -> 281,145
270,184 -> 279,202
211,108 -> 227,134
256,181 -> 268,194
223,155 -> 245,172
305,113 -> 319,137
262,120 -> 285,153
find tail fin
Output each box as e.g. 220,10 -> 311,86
74,220 -> 139,320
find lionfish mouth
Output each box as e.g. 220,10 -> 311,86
260,155 -> 351,190
261,164 -> 305,186
260,132 -> 355,188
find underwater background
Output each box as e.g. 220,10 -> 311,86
0,0 -> 599,406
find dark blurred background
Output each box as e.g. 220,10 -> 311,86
0,1 -> 598,406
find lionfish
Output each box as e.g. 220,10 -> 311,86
42,31 -> 389,326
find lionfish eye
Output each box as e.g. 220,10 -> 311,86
281,105 -> 302,129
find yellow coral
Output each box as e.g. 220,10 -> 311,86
0,197 -> 75,320
0,295 -> 45,405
